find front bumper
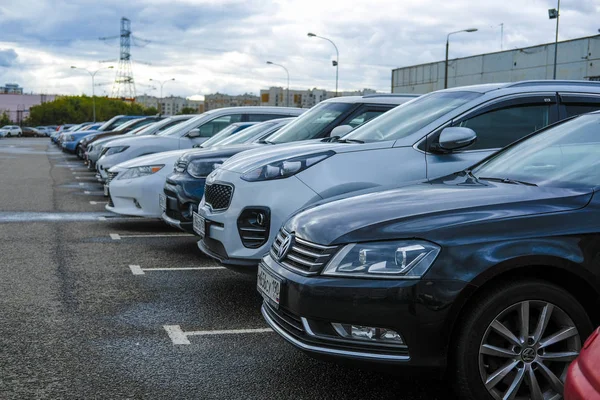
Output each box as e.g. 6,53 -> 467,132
105,171 -> 167,218
62,141 -> 77,153
197,168 -> 321,267
259,254 -> 469,368
163,174 -> 207,233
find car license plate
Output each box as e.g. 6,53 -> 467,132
193,212 -> 205,237
103,185 -> 109,196
159,193 -> 166,211
257,265 -> 281,307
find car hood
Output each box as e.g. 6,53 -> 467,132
105,135 -> 178,148
90,136 -> 123,148
179,143 -> 263,163
220,140 -> 391,173
284,174 -> 594,246
110,149 -> 189,172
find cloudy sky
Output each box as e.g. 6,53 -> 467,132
0,0 -> 598,99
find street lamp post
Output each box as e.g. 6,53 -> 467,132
70,65 -> 114,122
307,32 -> 339,97
548,1 -> 560,79
266,61 -> 290,107
149,78 -> 175,115
444,28 -> 478,89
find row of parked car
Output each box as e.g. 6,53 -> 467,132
52,80 -> 600,400
0,124 -> 67,137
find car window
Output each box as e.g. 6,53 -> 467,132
217,121 -> 284,146
248,114 -> 287,122
564,104 -> 600,118
456,104 -> 552,150
198,115 -> 243,138
344,91 -> 482,143
346,109 -> 389,128
473,113 -> 600,188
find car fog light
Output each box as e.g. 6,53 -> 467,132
256,212 -> 265,226
331,323 -> 404,344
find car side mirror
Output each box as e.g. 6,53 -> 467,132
187,128 -> 201,138
438,127 -> 477,151
329,125 -> 353,137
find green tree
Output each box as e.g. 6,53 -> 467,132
26,96 -> 149,125
143,107 -> 159,116
0,111 -> 10,125
178,107 -> 198,115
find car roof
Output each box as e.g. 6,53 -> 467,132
202,106 -> 304,115
440,80 -> 600,95
321,94 -> 419,105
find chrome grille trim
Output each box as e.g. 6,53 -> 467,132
270,229 -> 339,275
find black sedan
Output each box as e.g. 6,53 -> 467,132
258,112 -> 600,400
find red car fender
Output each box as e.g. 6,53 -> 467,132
565,327 -> 600,400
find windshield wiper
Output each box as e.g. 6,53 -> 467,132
321,136 -> 340,142
259,139 -> 274,144
478,177 -> 538,187
335,138 -> 364,144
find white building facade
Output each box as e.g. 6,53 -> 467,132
260,87 -> 378,108
391,35 -> 600,94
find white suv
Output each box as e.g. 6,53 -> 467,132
0,125 -> 22,137
196,80 -> 600,269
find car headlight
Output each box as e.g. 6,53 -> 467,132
186,158 -> 226,179
104,146 -> 129,156
241,151 -> 334,182
65,135 -> 74,142
321,240 -> 440,279
117,165 -> 164,180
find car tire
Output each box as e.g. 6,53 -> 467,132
453,279 -> 593,400
76,147 -> 83,159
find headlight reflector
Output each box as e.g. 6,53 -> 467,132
104,146 -> 129,156
186,158 -> 226,178
241,151 -> 334,182
117,164 -> 164,180
322,240 -> 440,279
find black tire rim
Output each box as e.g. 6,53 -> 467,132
479,300 -> 581,400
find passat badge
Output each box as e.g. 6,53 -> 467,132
277,235 -> 294,261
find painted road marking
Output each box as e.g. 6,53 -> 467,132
128,264 -> 225,275
84,191 -> 90,194
110,233 -> 194,240
72,171 -> 77,175
98,216 -> 106,221
79,183 -> 85,186
163,325 -> 272,345
89,201 -> 107,205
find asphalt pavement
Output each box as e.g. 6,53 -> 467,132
0,138 -> 455,399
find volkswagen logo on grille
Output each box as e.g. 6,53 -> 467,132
277,235 -> 294,261
521,347 -> 536,363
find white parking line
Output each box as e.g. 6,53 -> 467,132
109,233 -> 194,240
84,191 -> 90,194
72,171 -> 77,175
128,264 -> 225,275
163,325 -> 272,345
98,216 -> 106,221
89,201 -> 107,205
79,183 -> 85,186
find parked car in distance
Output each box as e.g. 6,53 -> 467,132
164,93 -> 418,233
196,80 -> 600,269
85,115 -> 195,170
0,125 -> 22,137
259,111 -> 600,400
565,327 -> 600,400
95,106 -> 306,182
22,127 -> 45,137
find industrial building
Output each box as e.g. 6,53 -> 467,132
391,34 -> 600,94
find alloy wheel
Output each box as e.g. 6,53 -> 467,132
479,300 -> 581,400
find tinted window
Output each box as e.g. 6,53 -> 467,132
198,115 -> 243,137
248,114 -> 287,122
345,91 -> 482,143
473,114 -> 600,188
457,104 -> 551,150
346,109 -> 388,128
267,102 -> 354,144
564,104 -> 600,118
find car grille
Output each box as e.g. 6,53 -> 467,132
204,183 -> 233,211
107,171 -> 118,184
270,229 -> 338,275
174,160 -> 188,173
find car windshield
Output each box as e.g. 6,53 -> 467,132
201,124 -> 251,147
472,113 -> 600,188
217,120 -> 284,146
266,102 -> 354,144
344,91 -> 483,143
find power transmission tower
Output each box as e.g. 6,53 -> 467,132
99,17 -> 150,100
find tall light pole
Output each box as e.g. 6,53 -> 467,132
307,32 -> 339,97
266,61 -> 290,107
548,1 -> 560,79
70,65 -> 114,122
444,28 -> 478,89
149,78 -> 175,115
